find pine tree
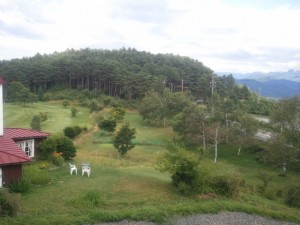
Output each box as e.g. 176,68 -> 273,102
113,124 -> 136,156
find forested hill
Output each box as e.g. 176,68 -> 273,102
0,48 -> 246,101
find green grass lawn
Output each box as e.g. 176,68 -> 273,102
2,102 -> 300,225
4,101 -> 91,133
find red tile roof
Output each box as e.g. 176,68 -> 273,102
4,128 -> 50,140
0,136 -> 30,165
0,128 -> 50,165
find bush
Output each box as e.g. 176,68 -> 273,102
256,172 -> 272,193
38,137 -> 57,160
263,188 -> 277,200
39,135 -> 77,160
48,151 -> 64,167
103,98 -> 111,106
209,173 -> 244,198
0,188 -> 21,217
89,100 -> 99,113
98,117 -> 116,133
8,178 -> 31,194
157,144 -> 244,197
64,126 -> 76,139
39,163 -> 50,170
71,107 -> 78,117
39,112 -> 48,121
285,186 -> 300,208
62,100 -> 69,108
56,135 -> 77,159
110,107 -> 125,121
74,126 -> 82,135
157,146 -> 203,195
30,115 -> 41,131
64,126 -> 82,139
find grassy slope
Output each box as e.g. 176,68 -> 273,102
4,101 -> 91,133
2,102 -> 300,225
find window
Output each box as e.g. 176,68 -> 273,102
16,139 -> 34,157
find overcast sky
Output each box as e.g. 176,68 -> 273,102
0,0 -> 300,73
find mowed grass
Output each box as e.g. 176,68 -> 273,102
2,102 -> 300,225
4,101 -> 90,133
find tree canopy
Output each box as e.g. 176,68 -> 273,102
0,48 -> 253,104
113,123 -> 136,156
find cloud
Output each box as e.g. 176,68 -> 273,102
112,0 -> 172,24
0,0 -> 300,73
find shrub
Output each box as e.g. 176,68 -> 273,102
209,173 -> 244,198
39,135 -> 77,160
285,186 -> 300,208
157,146 -> 203,195
62,100 -> 69,108
98,117 -> 116,133
48,151 -> 64,167
39,112 -> 48,121
110,107 -> 125,121
103,98 -> 111,106
263,188 -> 277,200
38,137 -> 57,160
256,172 -> 272,193
74,125 -> 82,135
157,144 -> 244,197
64,126 -> 76,139
71,107 -> 78,117
0,188 -> 21,217
39,163 -> 50,170
89,100 -> 99,113
8,178 -> 31,194
64,126 -> 82,139
30,115 -> 41,131
55,135 -> 77,159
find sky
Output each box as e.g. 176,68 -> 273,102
0,0 -> 300,73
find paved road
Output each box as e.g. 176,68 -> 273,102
94,212 -> 300,225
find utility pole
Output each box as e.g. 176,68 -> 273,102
210,76 -> 216,95
181,79 -> 184,92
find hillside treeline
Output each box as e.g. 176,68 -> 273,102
0,48 -> 249,101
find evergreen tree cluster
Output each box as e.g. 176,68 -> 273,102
0,48 -> 248,102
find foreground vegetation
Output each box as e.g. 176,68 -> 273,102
1,102 -> 300,225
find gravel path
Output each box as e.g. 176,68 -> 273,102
96,212 -> 300,225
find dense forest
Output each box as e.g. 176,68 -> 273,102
0,48 -> 251,102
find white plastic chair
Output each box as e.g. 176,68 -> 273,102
69,163 -> 77,175
81,164 -> 91,177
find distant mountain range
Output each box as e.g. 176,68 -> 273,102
235,79 -> 300,98
218,70 -> 300,99
232,70 -> 300,82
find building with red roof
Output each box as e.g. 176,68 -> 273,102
0,77 -> 50,187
